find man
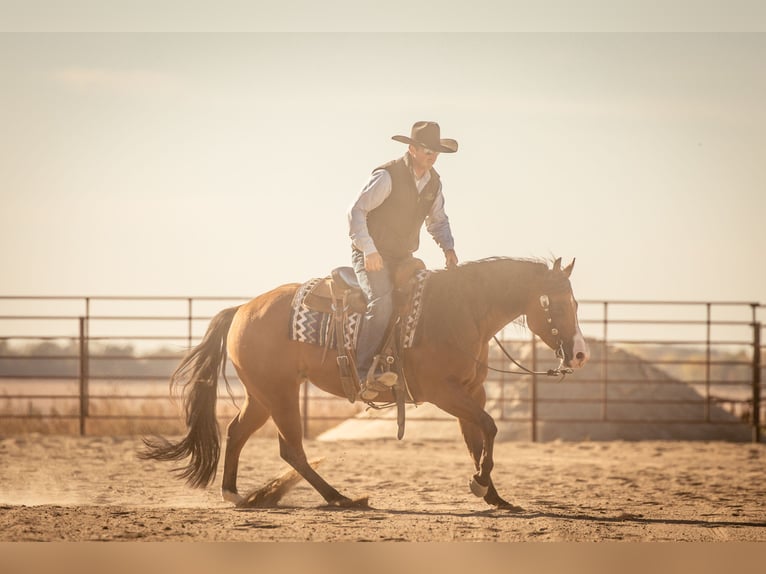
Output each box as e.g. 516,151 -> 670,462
348,121 -> 459,400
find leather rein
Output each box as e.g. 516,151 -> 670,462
486,294 -> 574,380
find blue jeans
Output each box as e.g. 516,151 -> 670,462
351,249 -> 393,380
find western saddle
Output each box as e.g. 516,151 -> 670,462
300,257 -> 425,438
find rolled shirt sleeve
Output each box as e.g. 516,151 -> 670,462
425,184 -> 455,252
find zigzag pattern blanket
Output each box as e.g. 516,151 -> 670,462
288,270 -> 430,351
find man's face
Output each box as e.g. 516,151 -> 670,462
409,144 -> 440,173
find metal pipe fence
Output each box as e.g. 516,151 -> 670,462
0,296 -> 763,442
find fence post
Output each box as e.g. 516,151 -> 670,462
187,298 -> 193,350
705,303 -> 712,422
602,302 -> 609,421
752,322 -> 762,444
78,316 -> 89,436
531,331 -> 538,442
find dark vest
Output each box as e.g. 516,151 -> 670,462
366,155 -> 441,262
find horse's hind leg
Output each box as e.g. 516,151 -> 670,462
221,395 -> 270,504
270,385 -> 355,507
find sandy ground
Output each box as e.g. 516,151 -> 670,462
0,434 -> 765,542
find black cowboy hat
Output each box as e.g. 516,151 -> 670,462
392,121 -> 458,153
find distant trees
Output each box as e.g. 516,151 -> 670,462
0,340 -> 184,379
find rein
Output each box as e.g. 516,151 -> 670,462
490,335 -> 573,380
479,293 -> 574,381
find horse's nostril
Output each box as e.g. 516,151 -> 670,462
576,352 -> 585,361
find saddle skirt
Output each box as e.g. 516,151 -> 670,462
288,267 -> 431,352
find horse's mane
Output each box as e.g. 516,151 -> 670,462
418,257 -> 560,348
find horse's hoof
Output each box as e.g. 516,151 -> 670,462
469,475 -> 489,498
322,496 -> 370,509
222,489 -> 245,506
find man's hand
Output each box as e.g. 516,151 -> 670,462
445,249 -> 458,269
364,251 -> 384,272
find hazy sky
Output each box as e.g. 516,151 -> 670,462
1,31 -> 764,307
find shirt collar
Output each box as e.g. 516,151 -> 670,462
404,152 -> 431,190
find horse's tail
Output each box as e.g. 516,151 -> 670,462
139,305 -> 241,488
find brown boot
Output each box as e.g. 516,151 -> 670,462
359,371 -> 398,401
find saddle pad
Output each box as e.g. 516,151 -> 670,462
289,270 -> 431,351
289,278 -> 362,349
401,269 -> 429,348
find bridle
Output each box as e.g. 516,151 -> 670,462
489,293 -> 574,380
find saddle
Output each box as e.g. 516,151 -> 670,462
301,268 -> 367,315
301,257 -> 426,439
302,256 -> 426,315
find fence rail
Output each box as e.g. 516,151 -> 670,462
0,296 -> 763,442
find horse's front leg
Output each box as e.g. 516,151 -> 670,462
458,416 -> 523,510
428,378 -> 502,503
466,410 -> 497,495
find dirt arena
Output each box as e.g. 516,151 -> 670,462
1,433 -> 765,542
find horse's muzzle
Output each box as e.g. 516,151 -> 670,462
568,334 -> 590,369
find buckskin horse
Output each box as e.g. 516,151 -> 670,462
141,257 -> 589,509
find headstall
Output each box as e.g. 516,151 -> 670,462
489,292 -> 573,379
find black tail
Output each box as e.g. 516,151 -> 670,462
139,305 -> 241,488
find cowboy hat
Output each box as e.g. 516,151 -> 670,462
392,121 -> 458,153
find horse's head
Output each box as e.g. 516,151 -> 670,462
525,258 -> 589,369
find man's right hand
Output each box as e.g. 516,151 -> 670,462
364,251 -> 384,272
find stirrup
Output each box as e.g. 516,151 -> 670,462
359,371 -> 398,401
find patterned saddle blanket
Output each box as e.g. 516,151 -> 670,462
288,269 -> 430,352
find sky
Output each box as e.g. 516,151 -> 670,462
1,12 -> 765,314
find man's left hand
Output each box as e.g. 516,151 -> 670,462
445,249 -> 458,269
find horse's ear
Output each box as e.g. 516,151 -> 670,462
553,257 -> 562,271
563,258 -> 576,278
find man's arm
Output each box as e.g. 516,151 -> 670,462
348,169 -> 392,270
425,186 -> 458,268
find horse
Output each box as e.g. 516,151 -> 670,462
141,257 -> 590,509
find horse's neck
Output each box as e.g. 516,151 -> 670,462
421,259 -> 546,349
468,260 -> 544,339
